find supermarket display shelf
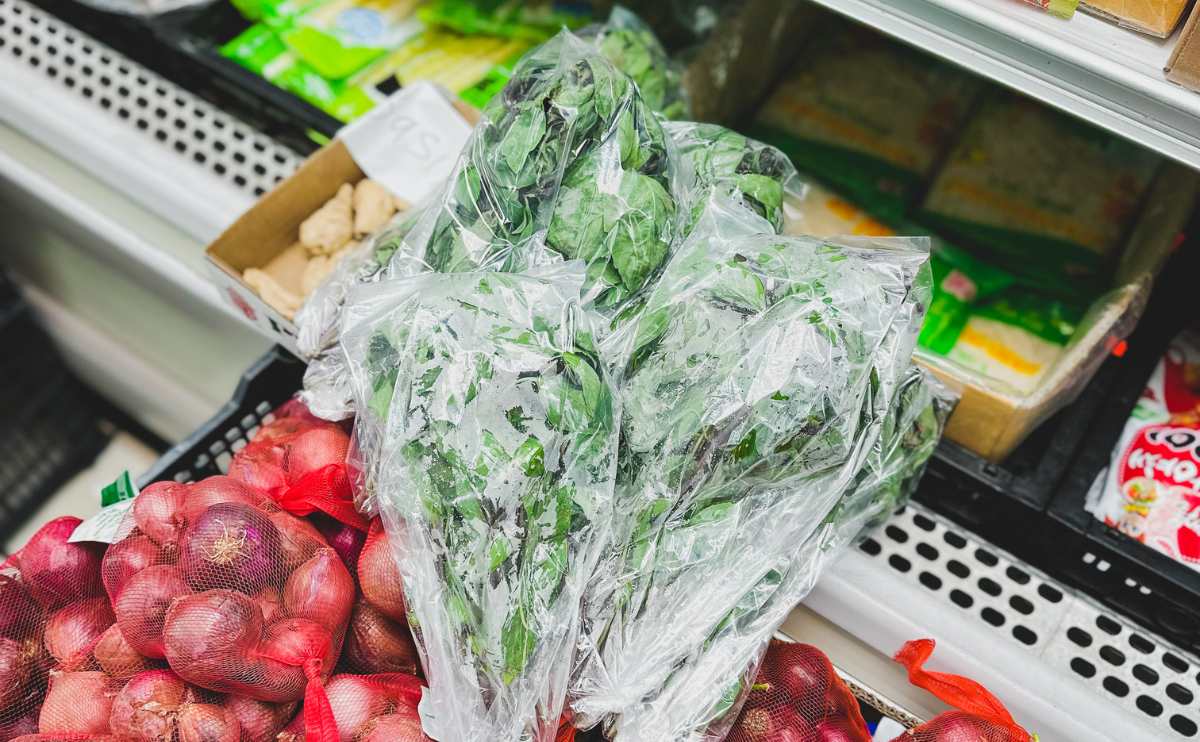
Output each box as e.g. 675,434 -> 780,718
0,0 -> 301,246
805,0 -> 1200,170
811,505 -> 1200,741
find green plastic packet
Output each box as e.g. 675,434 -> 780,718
418,0 -> 591,41
918,243 -> 1015,355
230,0 -> 326,27
282,0 -> 423,80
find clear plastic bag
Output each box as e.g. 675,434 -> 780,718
340,265 -> 620,742
578,6 -> 689,119
572,226 -> 931,740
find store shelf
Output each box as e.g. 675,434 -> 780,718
806,0 -> 1200,170
808,505 -> 1200,741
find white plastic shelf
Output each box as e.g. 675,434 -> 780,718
805,0 -> 1200,170
809,505 -> 1200,740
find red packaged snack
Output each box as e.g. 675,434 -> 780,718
228,399 -> 366,532
728,640 -> 871,742
0,517 -> 108,737
104,475 -> 353,728
1090,330 -> 1200,567
890,639 -> 1034,742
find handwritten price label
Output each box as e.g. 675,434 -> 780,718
343,82 -> 474,205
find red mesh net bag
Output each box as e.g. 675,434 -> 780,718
276,672 -> 429,742
890,639 -> 1034,742
0,516 -> 111,738
728,639 -> 871,742
227,399 -> 366,533
102,474 -> 354,741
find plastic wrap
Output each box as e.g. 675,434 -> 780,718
572,223 -> 931,739
340,266 -> 619,742
578,7 -> 688,119
298,23 -> 679,418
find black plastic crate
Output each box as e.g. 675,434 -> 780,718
0,276 -> 110,546
138,345 -> 305,487
915,238 -> 1200,654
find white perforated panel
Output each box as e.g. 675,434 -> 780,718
862,505 -> 1200,739
0,0 -> 301,197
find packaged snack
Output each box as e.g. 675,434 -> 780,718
1089,330 -> 1200,567
281,0 -> 424,80
751,19 -> 983,221
920,92 -> 1161,300
418,0 -> 592,40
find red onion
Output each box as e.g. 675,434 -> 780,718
183,477 -> 265,517
39,670 -> 117,734
322,674 -> 391,742
180,503 -> 282,594
0,637 -> 33,708
0,707 -> 38,740
815,719 -> 868,742
358,521 -> 407,622
177,703 -> 240,742
286,426 -> 350,482
765,647 -> 831,717
224,695 -> 293,741
43,597 -> 113,670
108,669 -> 195,741
267,511 -> 326,573
94,624 -> 150,679
114,564 -> 191,659
0,575 -> 42,640
282,549 -> 353,639
228,445 -> 288,495
13,736 -> 118,742
313,514 -> 366,573
163,590 -> 265,697
357,712 -> 431,742
258,617 -> 333,689
343,600 -> 421,676
276,710 -> 303,742
102,535 -> 162,604
133,481 -> 188,549
13,517 -> 104,610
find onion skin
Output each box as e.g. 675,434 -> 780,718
179,503 -> 282,594
132,481 -> 188,549
114,564 -> 191,659
102,535 -> 162,604
39,671 -> 117,734
0,637 -> 34,708
177,703 -> 240,742
0,575 -> 43,640
108,669 -> 195,742
343,600 -> 421,676
275,710 -> 303,742
228,446 -> 288,496
283,549 -> 353,641
256,618 -> 334,698
13,517 -> 104,610
815,719 -> 867,742
0,707 -> 39,740
94,624 -> 150,679
43,597 -> 114,670
224,695 -> 293,742
358,521 -> 407,623
254,587 -> 282,624
268,511 -> 326,574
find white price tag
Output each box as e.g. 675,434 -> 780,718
69,470 -> 139,544
341,82 -> 474,206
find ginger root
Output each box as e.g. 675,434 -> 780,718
243,268 -> 303,319
300,183 -> 353,255
353,179 -> 396,237
301,240 -> 359,296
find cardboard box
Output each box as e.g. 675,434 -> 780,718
920,163 -> 1200,461
206,87 -> 477,353
1082,0 -> 1192,37
1167,1 -> 1200,90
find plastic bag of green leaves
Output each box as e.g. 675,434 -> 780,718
571,221 -> 931,740
340,263 -> 619,741
578,6 -> 689,119
297,26 -> 678,415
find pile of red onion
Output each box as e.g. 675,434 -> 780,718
0,398 -> 430,742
